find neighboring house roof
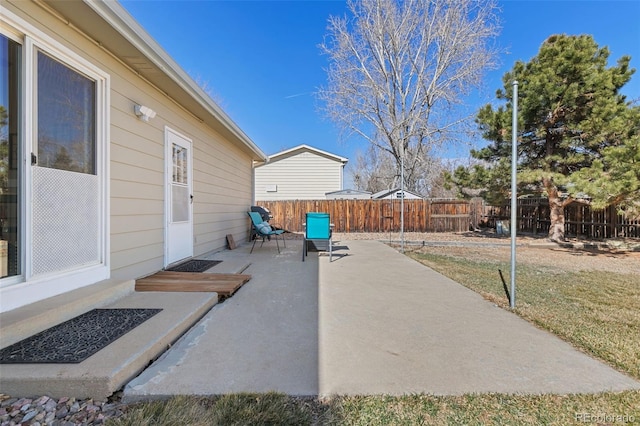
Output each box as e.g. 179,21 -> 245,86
264,144 -> 348,165
254,144 -> 348,200
325,189 -> 372,199
42,0 -> 267,162
372,188 -> 423,199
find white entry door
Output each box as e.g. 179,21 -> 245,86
165,128 -> 193,266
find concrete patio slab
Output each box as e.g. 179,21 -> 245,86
319,240 -> 640,395
124,240 -> 319,401
123,239 -> 640,401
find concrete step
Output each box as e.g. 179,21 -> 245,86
0,279 -> 135,349
0,290 -> 218,400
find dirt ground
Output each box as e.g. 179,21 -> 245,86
332,231 -> 640,275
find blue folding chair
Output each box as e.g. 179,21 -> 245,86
248,211 -> 285,253
302,212 -> 332,261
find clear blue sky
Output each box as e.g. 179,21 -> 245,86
121,0 -> 640,181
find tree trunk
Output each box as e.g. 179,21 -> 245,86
543,177 -> 565,241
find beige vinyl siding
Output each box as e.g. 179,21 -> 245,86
10,0 -> 254,281
109,71 -> 253,279
255,151 -> 343,200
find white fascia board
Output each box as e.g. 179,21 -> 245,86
84,0 -> 268,161
269,144 -> 348,164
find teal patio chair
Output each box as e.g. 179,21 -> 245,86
248,211 -> 286,253
302,212 -> 332,261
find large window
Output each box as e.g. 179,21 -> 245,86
0,34 -> 21,278
37,51 -> 96,174
0,11 -> 109,311
0,12 -> 109,292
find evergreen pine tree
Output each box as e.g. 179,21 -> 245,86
450,34 -> 638,241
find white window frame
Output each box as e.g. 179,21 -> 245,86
0,25 -> 24,288
0,7 -> 110,312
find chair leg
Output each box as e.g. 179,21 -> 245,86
329,239 -> 332,262
250,235 -> 257,253
302,239 -> 306,261
275,234 -> 280,253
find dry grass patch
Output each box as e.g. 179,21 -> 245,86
329,391 -> 640,425
106,391 -> 640,425
106,393 -> 330,426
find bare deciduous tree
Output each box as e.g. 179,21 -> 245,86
350,144 -> 458,198
351,145 -> 397,193
319,0 -> 500,190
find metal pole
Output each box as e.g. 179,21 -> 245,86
400,143 -> 405,253
510,80 -> 518,309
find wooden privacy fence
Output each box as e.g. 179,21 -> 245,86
486,198 -> 640,238
258,199 -> 475,233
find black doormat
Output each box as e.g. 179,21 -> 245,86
0,308 -> 162,364
166,259 -> 221,273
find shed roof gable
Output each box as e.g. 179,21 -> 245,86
372,188 -> 423,199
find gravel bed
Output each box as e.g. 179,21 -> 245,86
0,393 -> 127,425
295,229 -> 639,274
351,231 -> 640,275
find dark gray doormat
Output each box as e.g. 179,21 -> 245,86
0,308 -> 162,364
166,259 -> 221,273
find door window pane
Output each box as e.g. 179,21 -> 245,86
171,143 -> 188,222
37,51 -> 96,174
172,144 -> 187,184
0,34 -> 21,277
